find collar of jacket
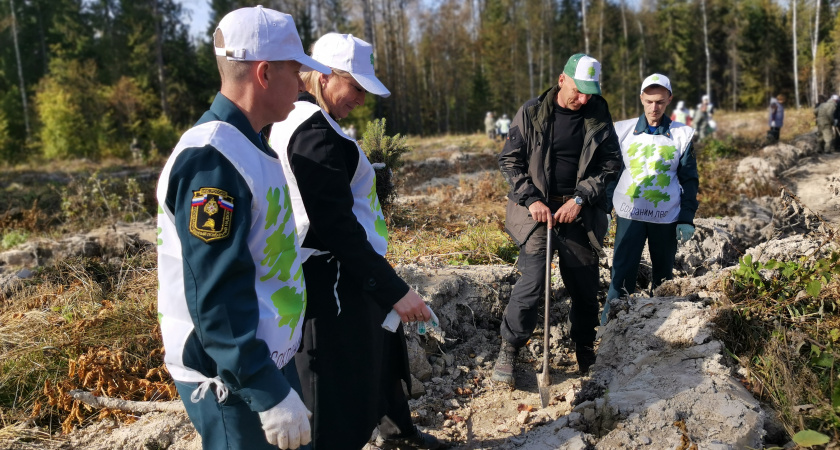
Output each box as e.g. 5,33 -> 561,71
633,114 -> 673,138
532,85 -> 561,133
529,85 -> 610,135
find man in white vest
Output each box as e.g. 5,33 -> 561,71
156,6 -> 329,450
603,73 -> 699,324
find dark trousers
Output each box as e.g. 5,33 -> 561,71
174,358 -> 311,450
501,220 -> 601,348
607,217 -> 677,301
376,330 -> 415,439
296,254 -> 414,449
767,127 -> 780,143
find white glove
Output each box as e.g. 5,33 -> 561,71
258,389 -> 312,449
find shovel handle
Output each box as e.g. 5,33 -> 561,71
543,226 -> 552,375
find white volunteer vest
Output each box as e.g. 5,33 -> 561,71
157,121 -> 306,383
269,101 -> 389,261
612,119 -> 694,223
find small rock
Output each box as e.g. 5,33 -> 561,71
443,419 -> 454,427
475,352 -> 487,365
408,374 -> 426,399
516,410 -> 530,424
509,435 -> 526,445
582,407 -> 596,423
0,249 -> 36,267
15,268 -> 33,279
564,387 -> 577,405
443,353 -> 455,366
639,436 -> 652,445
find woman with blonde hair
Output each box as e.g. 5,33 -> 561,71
269,33 -> 441,450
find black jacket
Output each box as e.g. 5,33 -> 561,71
499,84 -> 622,248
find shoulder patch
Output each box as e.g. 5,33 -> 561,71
189,187 -> 235,243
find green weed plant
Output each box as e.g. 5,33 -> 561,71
1,230 -> 29,249
718,251 -> 840,439
59,172 -> 153,230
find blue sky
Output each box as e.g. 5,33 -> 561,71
176,0 -> 212,41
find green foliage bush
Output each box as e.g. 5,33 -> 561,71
360,118 -> 410,214
1,230 -> 29,249
101,76 -> 159,158
147,113 -> 180,158
0,109 -> 11,161
35,58 -> 104,160
702,138 -> 739,159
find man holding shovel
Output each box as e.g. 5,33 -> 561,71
493,54 -> 621,385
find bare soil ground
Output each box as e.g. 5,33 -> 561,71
780,152 -> 840,224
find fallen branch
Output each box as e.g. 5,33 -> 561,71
69,390 -> 185,414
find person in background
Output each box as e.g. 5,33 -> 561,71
492,53 -> 621,384
485,111 -> 497,140
496,113 -> 512,141
603,73 -> 699,324
269,33 -> 442,450
670,100 -> 691,126
157,7 -> 330,450
767,94 -> 785,144
816,94 -> 836,153
692,95 -> 713,140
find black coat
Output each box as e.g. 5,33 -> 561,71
281,96 -> 411,449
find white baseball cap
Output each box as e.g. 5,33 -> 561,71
640,73 -> 672,95
214,6 -> 330,74
311,33 -> 391,98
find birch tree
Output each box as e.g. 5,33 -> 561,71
809,0 -> 820,105
701,0 -> 711,102
793,0 -> 800,107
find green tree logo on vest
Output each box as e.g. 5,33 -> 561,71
368,176 -> 389,242
157,204 -> 164,246
624,143 -> 677,207
261,185 -> 305,336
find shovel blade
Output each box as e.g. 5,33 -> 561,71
537,371 -> 551,408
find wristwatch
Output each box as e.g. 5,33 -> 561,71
574,196 -> 584,206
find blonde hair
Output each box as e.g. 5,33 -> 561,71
301,68 -> 355,117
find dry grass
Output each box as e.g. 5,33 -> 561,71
713,107 -> 816,143
387,171 -> 514,265
403,134 -> 503,162
0,251 -> 167,435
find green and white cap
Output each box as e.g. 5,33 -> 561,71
640,73 -> 672,95
563,53 -> 602,95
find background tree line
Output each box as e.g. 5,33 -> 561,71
0,0 -> 838,162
